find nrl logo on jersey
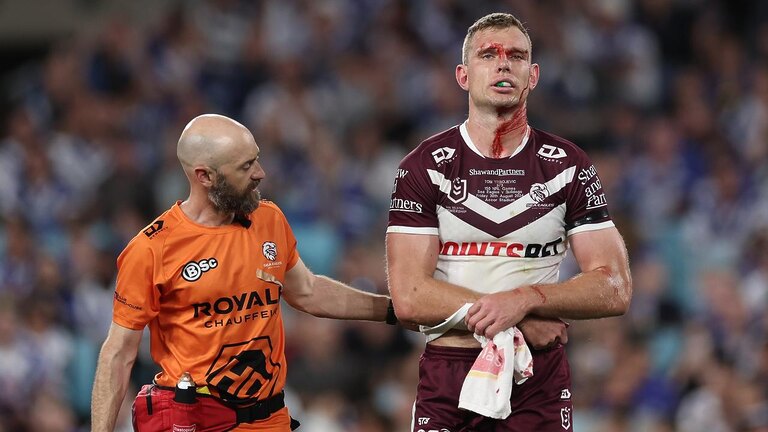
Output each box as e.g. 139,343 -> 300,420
561,407 -> 572,430
447,178 -> 467,204
432,147 -> 457,165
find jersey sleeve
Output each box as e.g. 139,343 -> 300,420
266,203 -> 299,271
280,211 -> 299,271
386,150 -> 439,235
564,150 -> 614,236
112,239 -> 161,330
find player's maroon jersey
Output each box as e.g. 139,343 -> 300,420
387,123 -> 613,294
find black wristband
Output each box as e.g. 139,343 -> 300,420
385,298 -> 397,325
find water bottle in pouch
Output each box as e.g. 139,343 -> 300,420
174,372 -> 196,404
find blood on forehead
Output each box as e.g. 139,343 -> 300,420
478,42 -> 528,60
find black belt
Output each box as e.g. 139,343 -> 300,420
234,391 -> 285,423
232,392 -> 300,430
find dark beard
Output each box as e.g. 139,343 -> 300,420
208,174 -> 261,215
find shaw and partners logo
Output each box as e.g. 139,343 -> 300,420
468,168 -> 525,176
579,165 -> 607,209
390,197 -> 423,213
392,168 -> 408,193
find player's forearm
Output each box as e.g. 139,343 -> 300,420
91,347 -> 136,431
385,233 -> 483,326
524,265 -> 632,320
388,272 -> 481,326
301,275 -> 390,321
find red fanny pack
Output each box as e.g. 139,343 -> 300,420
131,384 -> 297,432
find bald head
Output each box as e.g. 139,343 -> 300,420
177,114 -> 254,170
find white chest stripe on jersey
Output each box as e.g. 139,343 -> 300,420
427,166 -> 577,224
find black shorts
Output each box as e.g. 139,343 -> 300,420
412,344 -> 573,432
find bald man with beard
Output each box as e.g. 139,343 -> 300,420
91,114 -> 396,432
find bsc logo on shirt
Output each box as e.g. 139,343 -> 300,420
182,258 -> 218,282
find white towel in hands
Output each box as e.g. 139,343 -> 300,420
458,327 -> 534,419
418,303 -> 534,419
419,303 -> 472,342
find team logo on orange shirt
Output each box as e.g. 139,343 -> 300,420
206,336 -> 281,400
182,258 -> 218,282
262,242 -> 277,261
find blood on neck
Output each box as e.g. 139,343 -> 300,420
491,107 -> 527,158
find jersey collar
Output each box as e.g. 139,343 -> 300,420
459,121 -> 531,159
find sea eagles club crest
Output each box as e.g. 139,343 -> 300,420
529,183 -> 550,203
262,242 -> 277,261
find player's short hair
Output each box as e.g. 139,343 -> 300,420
462,13 -> 532,65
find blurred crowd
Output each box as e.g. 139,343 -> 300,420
0,0 -> 767,431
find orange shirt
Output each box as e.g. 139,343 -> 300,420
113,200 -> 298,423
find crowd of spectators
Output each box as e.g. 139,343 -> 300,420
1,0 -> 767,431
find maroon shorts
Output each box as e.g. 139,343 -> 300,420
412,344 -> 573,432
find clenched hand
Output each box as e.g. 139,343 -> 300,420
465,290 -> 530,339
518,315 -> 569,349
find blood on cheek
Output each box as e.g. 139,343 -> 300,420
480,43 -> 529,157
